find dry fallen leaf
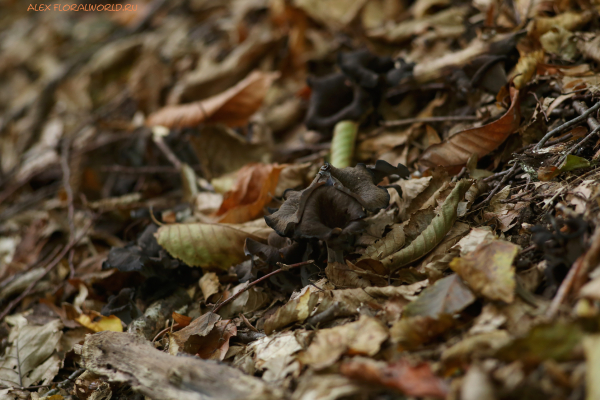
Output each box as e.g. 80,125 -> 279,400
419,88 -> 520,171
155,222 -> 270,269
450,240 -> 519,303
297,315 -> 388,369
215,163 -> 285,223
147,71 -> 279,129
263,290 -> 319,335
403,273 -> 475,318
75,312 -> 123,333
340,357 -> 449,399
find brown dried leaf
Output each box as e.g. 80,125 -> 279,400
263,290 -> 319,335
450,240 -> 519,303
215,163 -> 285,223
340,357 -> 448,399
512,50 -> 544,89
170,312 -> 220,354
297,315 -> 388,369
420,88 -> 520,170
147,71 -> 279,129
390,314 -> 454,349
199,272 -> 221,303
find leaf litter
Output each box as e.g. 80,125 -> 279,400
2,1 -> 600,399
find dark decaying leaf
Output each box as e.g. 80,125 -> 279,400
100,288 -> 141,324
245,231 -> 307,267
419,88 -> 520,171
171,312 -> 220,354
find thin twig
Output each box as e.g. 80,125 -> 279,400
44,368 -> 85,397
534,100 -> 600,150
381,115 -> 479,127
470,163 -> 520,213
555,125 -> 600,166
152,134 -> 182,170
212,260 -> 315,314
0,218 -> 94,321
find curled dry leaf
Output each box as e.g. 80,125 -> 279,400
390,314 -> 454,349
170,312 -> 220,354
378,179 -> 473,271
155,223 -> 269,269
146,71 -> 279,129
419,88 -> 520,171
340,357 -> 448,399
199,272 -> 221,303
450,240 -> 519,303
403,273 -> 476,318
215,163 -> 285,224
263,290 -> 319,335
297,315 -> 388,370
75,312 -> 123,332
512,50 -> 544,89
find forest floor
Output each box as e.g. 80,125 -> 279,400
1,0 -> 600,399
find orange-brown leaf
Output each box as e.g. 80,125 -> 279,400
419,88 -> 520,171
146,71 -> 279,129
172,312 -> 192,328
341,358 -> 448,399
215,163 -> 285,223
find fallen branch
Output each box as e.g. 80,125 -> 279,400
80,331 -> 281,400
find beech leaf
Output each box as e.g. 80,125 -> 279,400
155,223 -> 269,269
215,163 -> 285,224
263,290 -> 319,335
297,315 -> 388,370
420,89 -> 520,170
146,70 -> 279,129
450,240 -> 519,303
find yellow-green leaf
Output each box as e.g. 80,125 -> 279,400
155,223 -> 268,269
330,120 -> 358,168
380,179 -> 473,271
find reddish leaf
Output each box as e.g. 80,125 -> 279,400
146,71 -> 279,129
215,163 -> 285,223
172,312 -> 192,328
341,357 -> 449,399
420,88 -> 520,171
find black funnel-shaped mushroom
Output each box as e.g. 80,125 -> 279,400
265,161 -> 409,262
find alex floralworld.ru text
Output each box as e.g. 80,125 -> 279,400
28,4 -> 138,11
